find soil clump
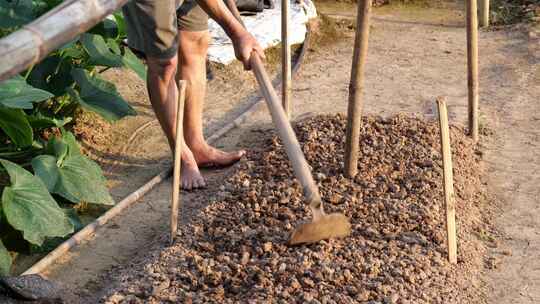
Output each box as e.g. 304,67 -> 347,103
102,114 -> 490,304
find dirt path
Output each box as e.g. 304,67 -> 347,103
38,2 -> 539,303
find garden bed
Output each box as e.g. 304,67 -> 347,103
103,114 -> 491,304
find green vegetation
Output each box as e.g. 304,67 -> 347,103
0,0 -> 146,275
491,0 -> 539,25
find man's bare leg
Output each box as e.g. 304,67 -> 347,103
177,30 -> 246,167
146,55 -> 206,190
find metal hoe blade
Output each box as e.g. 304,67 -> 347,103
289,213 -> 351,245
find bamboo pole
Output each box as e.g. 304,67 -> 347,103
344,0 -> 372,178
282,0 -> 292,118
467,0 -> 480,142
170,81 -> 187,245
0,0 -> 129,82
479,0 -> 490,27
22,168 -> 171,275
436,97 -> 458,264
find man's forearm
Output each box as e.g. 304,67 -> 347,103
195,0 -> 246,39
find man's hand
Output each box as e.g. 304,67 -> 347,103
231,31 -> 265,70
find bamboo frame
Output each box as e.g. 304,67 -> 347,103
479,0 -> 490,27
282,0 -> 292,118
436,97 -> 458,264
170,80 -> 187,245
467,0 -> 480,142
344,0 -> 372,178
0,0 -> 129,82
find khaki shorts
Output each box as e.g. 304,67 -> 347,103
123,0 -> 209,59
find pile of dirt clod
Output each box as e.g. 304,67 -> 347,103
103,114 -> 490,304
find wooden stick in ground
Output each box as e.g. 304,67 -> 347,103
436,97 -> 458,264
479,0 -> 490,27
344,0 -> 372,178
282,0 -> 292,118
170,80 -> 187,245
467,0 -> 480,142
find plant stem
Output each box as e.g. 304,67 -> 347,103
23,65 -> 35,80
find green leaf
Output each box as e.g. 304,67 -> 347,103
58,155 -> 113,204
0,159 -> 74,245
70,69 -> 136,121
88,18 -> 119,40
27,56 -> 74,96
0,75 -> 54,109
31,155 -> 58,192
64,208 -> 84,232
27,113 -> 72,129
32,153 -> 114,206
45,136 -> 69,164
80,33 -> 123,68
59,40 -> 85,59
0,239 -> 11,276
61,131 -> 83,157
122,48 -> 147,81
107,38 -> 121,55
113,13 -> 127,38
0,105 -> 33,147
0,0 -> 34,28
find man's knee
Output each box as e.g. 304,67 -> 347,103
147,55 -> 178,78
179,31 -> 210,57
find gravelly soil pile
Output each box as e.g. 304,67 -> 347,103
103,114 -> 490,304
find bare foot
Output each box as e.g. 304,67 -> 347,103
180,147 -> 206,190
190,143 -> 246,168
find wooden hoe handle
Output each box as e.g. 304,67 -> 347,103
250,54 -> 323,208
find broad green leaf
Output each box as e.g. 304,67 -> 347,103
0,239 -> 11,276
122,48 -> 147,81
107,38 -> 121,55
27,56 -> 74,96
31,155 -> 58,192
113,13 -> 127,38
0,159 -> 74,245
0,105 -> 33,147
80,33 -> 123,68
45,136 -> 69,164
64,208 -> 84,232
27,113 -> 72,129
61,131 -> 83,157
60,40 -> 85,59
32,153 -> 114,205
0,75 -> 54,109
71,69 -> 136,121
88,18 -> 119,40
0,0 -> 33,28
54,155 -> 113,205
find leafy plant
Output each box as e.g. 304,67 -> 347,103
0,0 -> 147,275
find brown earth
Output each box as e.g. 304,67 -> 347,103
32,1 -> 540,303
101,114 -> 491,304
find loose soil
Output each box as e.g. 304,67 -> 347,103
101,114 -> 489,304
36,1 -> 540,303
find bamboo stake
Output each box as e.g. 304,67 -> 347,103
0,0 -> 129,82
344,0 -> 372,178
282,0 -> 292,118
170,80 -> 187,245
436,97 -> 458,264
467,0 -> 480,142
479,0 -> 490,27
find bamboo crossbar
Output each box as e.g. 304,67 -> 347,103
0,0 -> 129,82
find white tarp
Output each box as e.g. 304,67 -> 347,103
207,0 -> 317,64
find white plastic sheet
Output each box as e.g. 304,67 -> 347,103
207,0 -> 317,64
